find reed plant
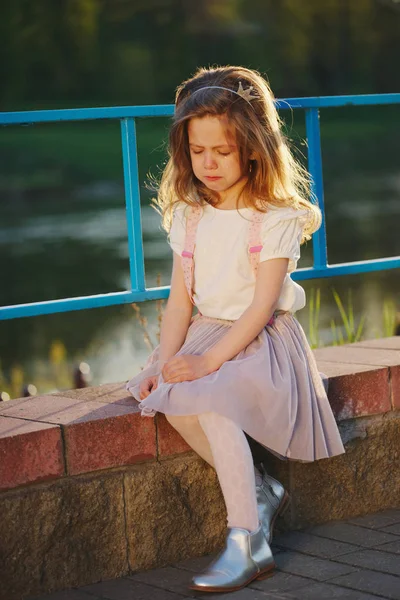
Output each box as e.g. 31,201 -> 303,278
330,288 -> 366,346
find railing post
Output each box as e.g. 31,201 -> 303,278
305,107 -> 328,270
120,118 -> 146,292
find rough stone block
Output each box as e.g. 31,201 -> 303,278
266,418 -> 400,530
0,473 -> 127,600
156,413 -> 192,457
124,456 -> 226,572
0,416 -> 64,491
391,364 -> 400,410
314,361 -> 390,420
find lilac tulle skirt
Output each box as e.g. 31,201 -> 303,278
126,311 -> 345,462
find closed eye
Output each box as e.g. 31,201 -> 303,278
190,150 -> 231,156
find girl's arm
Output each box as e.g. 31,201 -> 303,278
203,258 -> 289,371
157,250 -> 193,370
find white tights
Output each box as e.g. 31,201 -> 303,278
165,412 -> 261,532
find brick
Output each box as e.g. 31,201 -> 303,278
351,337 -> 400,350
381,523 -> 400,535
249,571 -> 312,594
329,570 -> 400,600
0,416 -> 64,490
307,522 -> 399,547
173,552 -> 218,573
64,406 -> 156,475
156,413 -> 192,457
82,578 -> 187,600
314,361 -> 390,420
274,551 -> 357,581
283,581 -> 382,599
313,345 -> 400,367
314,361 -> 378,377
55,382 -> 126,401
0,394 -> 133,422
285,584 -> 380,599
392,364 -> 400,410
274,531 -> 359,558
57,382 -> 138,407
376,540 -> 400,555
0,394 -> 156,475
334,548 -> 400,576
348,509 -> 400,529
30,590 -> 102,600
130,565 -> 199,598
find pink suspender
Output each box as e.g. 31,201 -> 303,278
248,210 -> 265,278
181,206 -> 275,326
181,205 -> 203,305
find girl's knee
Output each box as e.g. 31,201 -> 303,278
165,413 -> 198,429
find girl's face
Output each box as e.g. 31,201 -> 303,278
187,115 -> 246,199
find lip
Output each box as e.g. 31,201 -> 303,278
204,176 -> 222,181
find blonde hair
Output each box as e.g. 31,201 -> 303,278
152,65 -> 321,243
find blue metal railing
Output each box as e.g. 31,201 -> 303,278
1,93 -> 399,320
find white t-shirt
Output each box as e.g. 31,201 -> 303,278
168,202 -> 309,321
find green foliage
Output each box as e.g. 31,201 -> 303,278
306,286 -> 395,348
331,288 -> 367,345
308,287 -> 321,349
382,298 -> 397,337
1,0 -> 399,109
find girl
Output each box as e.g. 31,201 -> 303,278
126,65 -> 345,593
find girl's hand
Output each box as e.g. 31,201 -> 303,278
139,375 -> 159,400
162,354 -> 214,384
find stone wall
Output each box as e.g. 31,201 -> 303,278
0,337 -> 399,600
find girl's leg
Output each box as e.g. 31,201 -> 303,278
165,414 -> 215,467
165,413 -> 262,482
198,411 -> 259,533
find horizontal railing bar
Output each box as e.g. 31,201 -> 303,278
1,93 -> 398,126
293,257 -> 400,280
0,289 -> 171,320
0,105 -> 175,126
1,257 -> 398,320
276,93 -> 400,110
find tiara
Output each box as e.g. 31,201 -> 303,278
190,81 -> 258,105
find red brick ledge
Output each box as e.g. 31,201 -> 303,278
0,337 -> 399,492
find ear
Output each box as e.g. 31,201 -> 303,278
249,152 -> 257,160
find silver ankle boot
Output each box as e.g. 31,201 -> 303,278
256,463 -> 290,543
189,523 -> 275,592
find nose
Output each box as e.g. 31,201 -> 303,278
203,152 -> 217,170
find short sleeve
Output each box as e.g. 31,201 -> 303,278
167,203 -> 187,255
259,208 -> 308,273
